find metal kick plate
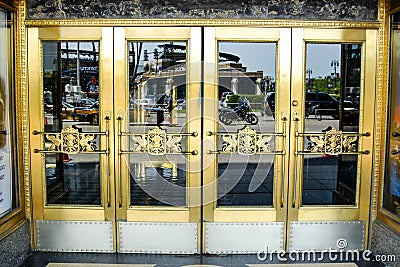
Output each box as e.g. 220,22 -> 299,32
205,222 -> 284,254
289,221 -> 366,251
119,222 -> 198,254
36,220 -> 114,252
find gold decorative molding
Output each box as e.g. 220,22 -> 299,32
24,18 -> 381,29
15,0 -> 30,220
373,0 -> 391,223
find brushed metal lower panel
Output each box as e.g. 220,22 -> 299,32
205,222 -> 284,254
118,222 -> 198,254
289,221 -> 366,251
36,220 -> 114,252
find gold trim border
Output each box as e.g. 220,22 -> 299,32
24,19 -> 381,29
373,0 -> 397,234
375,0 -> 400,230
16,0 -> 29,219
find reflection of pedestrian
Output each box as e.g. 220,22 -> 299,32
87,77 -> 99,93
165,94 -> 173,125
156,94 -> 166,126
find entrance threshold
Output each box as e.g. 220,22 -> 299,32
20,252 -> 385,267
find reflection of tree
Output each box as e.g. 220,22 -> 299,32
130,42 -> 143,86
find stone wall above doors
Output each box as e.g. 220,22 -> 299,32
26,0 -> 378,21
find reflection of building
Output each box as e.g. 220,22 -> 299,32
342,44 -> 361,103
132,45 -> 267,100
218,62 -> 264,95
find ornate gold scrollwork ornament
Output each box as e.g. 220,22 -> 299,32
307,127 -> 358,155
45,126 -> 96,154
221,126 -> 272,155
131,126 -> 182,156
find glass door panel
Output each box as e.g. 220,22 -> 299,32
30,28 -> 114,222
216,42 -> 277,207
127,41 -> 188,207
42,41 -> 102,206
301,43 -> 361,206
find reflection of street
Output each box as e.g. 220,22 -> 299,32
53,112 -> 358,207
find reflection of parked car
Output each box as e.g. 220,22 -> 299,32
342,100 -> 359,125
264,92 -> 340,119
80,98 -> 95,107
62,102 -> 76,119
74,102 -> 99,124
44,101 -> 79,121
263,92 -> 275,116
219,92 -> 233,108
176,98 -> 186,110
131,98 -> 155,108
265,92 -> 360,122
305,92 -> 339,119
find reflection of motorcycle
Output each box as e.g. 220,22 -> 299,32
219,98 -> 259,125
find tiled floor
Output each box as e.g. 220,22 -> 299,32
45,157 -> 355,207
19,252 -> 386,267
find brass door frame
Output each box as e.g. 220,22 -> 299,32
29,26 -> 203,252
28,26 -> 377,252
114,27 -> 202,223
203,27 -> 291,224
28,27 -> 116,249
203,27 -> 377,251
288,28 -> 376,229
29,27 -> 115,221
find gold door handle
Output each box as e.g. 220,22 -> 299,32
117,116 -> 123,208
292,113 -> 300,208
280,114 -> 287,208
104,116 -> 111,208
182,150 -> 199,155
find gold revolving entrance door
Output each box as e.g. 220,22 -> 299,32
28,27 -> 376,253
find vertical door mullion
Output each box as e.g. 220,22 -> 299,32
113,27 -> 127,224
288,28 -> 305,225
277,28 -> 293,251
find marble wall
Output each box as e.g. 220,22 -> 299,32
371,220 -> 400,267
0,221 -> 31,267
26,0 -> 378,21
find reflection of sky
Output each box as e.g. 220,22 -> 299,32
136,42 -> 279,78
306,44 -> 341,78
220,42 -> 341,79
219,42 -> 276,78
45,41 -> 341,80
